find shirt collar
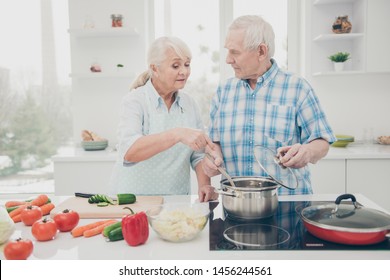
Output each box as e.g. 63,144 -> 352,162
243,58 -> 279,88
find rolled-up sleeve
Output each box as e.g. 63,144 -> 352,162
117,92 -> 145,162
189,95 -> 206,170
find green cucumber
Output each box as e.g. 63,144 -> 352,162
107,226 -> 124,241
117,193 -> 136,205
103,221 -> 121,237
88,194 -> 115,205
97,202 -> 109,207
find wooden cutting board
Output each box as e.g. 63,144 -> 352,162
50,196 -> 164,219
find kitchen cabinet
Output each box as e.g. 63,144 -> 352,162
306,0 -> 390,75
346,159 -> 390,212
309,0 -> 366,76
68,0 -> 149,145
310,159 -> 346,194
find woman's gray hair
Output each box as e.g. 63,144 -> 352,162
131,36 -> 192,89
228,15 -> 275,58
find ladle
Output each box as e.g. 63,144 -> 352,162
205,153 -> 237,188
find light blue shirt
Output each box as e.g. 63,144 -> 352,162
209,60 -> 337,195
109,80 -> 205,195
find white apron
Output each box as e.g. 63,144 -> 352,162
109,93 -> 192,195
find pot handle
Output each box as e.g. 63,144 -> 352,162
332,194 -> 360,214
215,188 -> 238,197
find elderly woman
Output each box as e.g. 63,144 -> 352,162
109,36 -> 217,202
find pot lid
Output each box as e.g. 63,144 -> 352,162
253,145 -> 298,190
301,194 -> 390,231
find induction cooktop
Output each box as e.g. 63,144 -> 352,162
209,200 -> 390,251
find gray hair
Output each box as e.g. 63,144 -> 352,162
228,15 -> 275,58
131,36 -> 192,89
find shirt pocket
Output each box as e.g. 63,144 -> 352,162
264,104 -> 296,144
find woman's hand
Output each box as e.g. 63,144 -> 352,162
174,128 -> 214,151
198,185 -> 219,202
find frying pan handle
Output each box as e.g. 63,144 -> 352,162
335,194 -> 358,207
332,194 -> 359,214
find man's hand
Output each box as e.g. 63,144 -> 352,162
202,144 -> 224,177
198,185 -> 219,202
277,139 -> 330,168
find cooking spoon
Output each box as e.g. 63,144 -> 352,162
205,153 -> 237,188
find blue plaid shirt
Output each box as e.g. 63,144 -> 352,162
209,60 -> 336,195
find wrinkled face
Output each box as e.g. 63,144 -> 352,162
224,29 -> 261,80
152,48 -> 191,94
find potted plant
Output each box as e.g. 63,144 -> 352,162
328,52 -> 350,71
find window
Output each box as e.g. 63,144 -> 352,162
152,0 -> 290,127
0,0 -> 72,194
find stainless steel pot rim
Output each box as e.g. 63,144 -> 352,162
220,176 -> 279,192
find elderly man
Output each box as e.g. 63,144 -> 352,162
203,15 -> 336,195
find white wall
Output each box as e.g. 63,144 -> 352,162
310,73 -> 390,142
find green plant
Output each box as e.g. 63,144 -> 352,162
328,52 -> 350,62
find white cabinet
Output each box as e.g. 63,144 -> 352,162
68,0 -> 149,145
308,0 -> 366,76
346,159 -> 390,212
306,0 -> 390,75
310,159 -> 346,194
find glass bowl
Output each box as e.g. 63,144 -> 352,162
146,202 -> 209,242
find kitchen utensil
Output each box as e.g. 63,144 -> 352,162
205,153 -> 236,189
75,192 -> 117,201
146,202 -> 209,242
331,134 -> 354,148
217,145 -> 298,220
219,177 -> 279,220
253,145 -> 298,190
300,194 -> 390,245
50,196 -> 164,219
81,140 -> 108,151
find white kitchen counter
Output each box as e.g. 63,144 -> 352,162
52,143 -> 390,162
325,142 -> 390,159
1,194 -> 389,260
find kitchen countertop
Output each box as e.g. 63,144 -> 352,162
1,193 -> 389,260
52,143 -> 390,162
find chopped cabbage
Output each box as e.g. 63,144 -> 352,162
151,208 -> 207,242
0,206 -> 15,244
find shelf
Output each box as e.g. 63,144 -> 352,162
312,70 -> 365,76
313,33 -> 364,41
314,0 -> 357,5
68,27 -> 138,37
69,72 -> 135,79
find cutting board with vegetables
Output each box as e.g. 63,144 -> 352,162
50,196 -> 164,219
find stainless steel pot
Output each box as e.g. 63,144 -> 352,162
219,176 -> 279,220
217,146 -> 298,221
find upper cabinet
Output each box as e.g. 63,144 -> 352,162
306,0 -> 390,76
68,0 -> 149,145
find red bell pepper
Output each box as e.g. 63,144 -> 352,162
122,207 -> 149,246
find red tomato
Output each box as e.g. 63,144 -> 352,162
4,238 -> 34,260
53,209 -> 80,232
31,218 -> 58,241
21,205 -> 42,226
